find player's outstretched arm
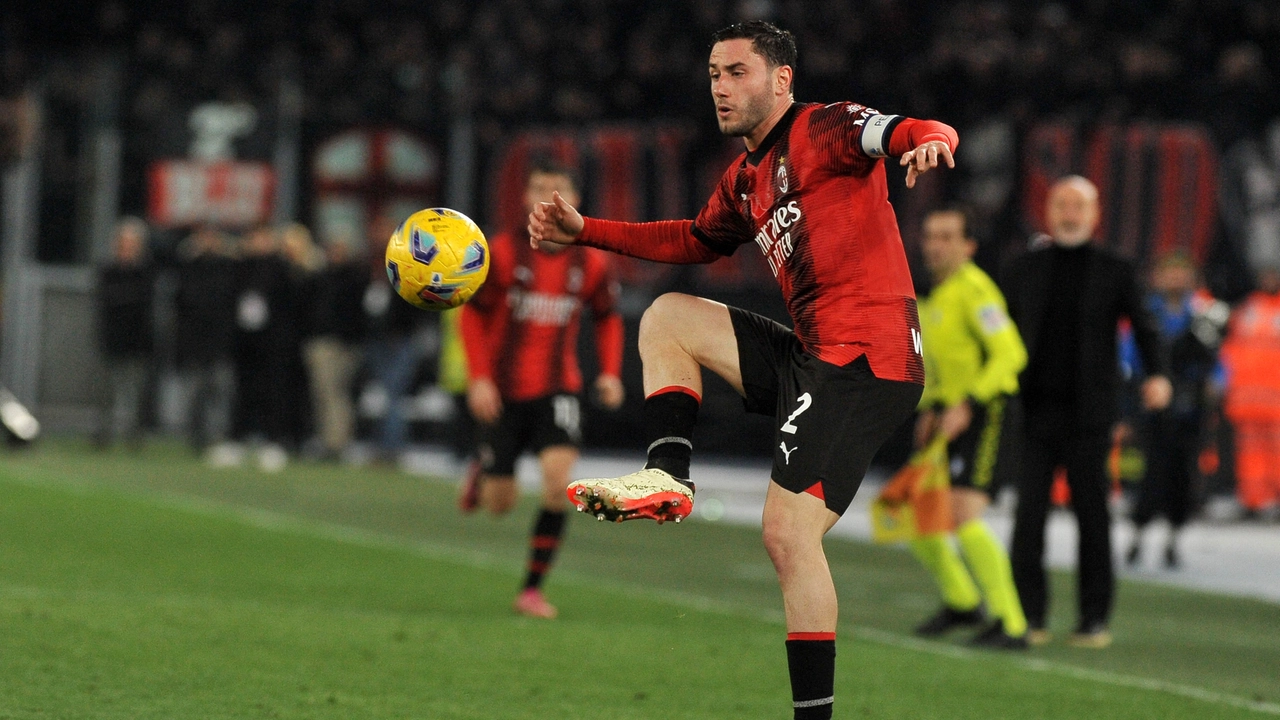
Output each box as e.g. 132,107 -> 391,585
528,191 -> 583,248
900,141 -> 955,188
886,118 -> 959,188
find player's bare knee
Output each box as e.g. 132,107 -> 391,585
482,478 -> 518,515
639,293 -> 693,348
487,495 -> 517,515
762,520 -> 805,571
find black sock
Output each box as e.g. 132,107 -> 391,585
786,633 -> 836,720
642,388 -> 699,482
522,509 -> 567,590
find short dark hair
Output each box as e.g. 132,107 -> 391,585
711,21 -> 797,70
926,205 -> 975,240
527,156 -> 579,193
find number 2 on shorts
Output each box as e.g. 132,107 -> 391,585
780,392 -> 812,435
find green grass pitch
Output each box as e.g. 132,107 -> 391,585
0,441 -> 1277,719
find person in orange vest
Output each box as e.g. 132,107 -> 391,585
1219,267 -> 1280,516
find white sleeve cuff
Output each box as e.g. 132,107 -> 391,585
859,114 -> 901,158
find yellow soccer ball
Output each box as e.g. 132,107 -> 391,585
385,208 -> 490,311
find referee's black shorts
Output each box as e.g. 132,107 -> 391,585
933,396 -> 1009,499
729,306 -> 922,515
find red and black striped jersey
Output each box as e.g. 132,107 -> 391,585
577,102 -> 957,385
461,230 -> 624,401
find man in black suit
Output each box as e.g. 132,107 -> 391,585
1001,176 -> 1172,649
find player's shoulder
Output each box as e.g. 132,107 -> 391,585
955,262 -> 1002,295
803,100 -> 879,121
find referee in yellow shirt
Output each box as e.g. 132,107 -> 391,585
910,208 -> 1029,649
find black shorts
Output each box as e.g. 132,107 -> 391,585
730,307 -> 923,515
477,394 -> 581,476
939,396 -> 1008,498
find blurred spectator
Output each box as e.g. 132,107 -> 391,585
304,231 -> 368,460
1221,119 -> 1280,277
232,225 -> 296,471
94,217 -> 155,450
280,222 -> 322,450
1001,176 -> 1171,648
174,225 -> 239,455
1122,253 -> 1230,567
363,215 -> 428,464
1219,267 -> 1280,517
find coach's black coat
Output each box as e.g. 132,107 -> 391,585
1000,242 -> 1166,434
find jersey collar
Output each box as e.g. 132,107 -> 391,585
745,103 -> 798,166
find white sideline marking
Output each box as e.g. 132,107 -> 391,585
7,473 -> 1280,716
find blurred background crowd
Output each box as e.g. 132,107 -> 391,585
2,0 -> 1280,521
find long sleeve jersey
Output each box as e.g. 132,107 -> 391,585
918,261 -> 1027,407
460,230 -> 623,401
574,101 -> 957,384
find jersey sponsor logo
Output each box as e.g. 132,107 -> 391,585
752,200 -> 803,277
977,303 -> 1011,334
912,327 -> 923,355
566,266 -> 584,293
507,289 -> 582,326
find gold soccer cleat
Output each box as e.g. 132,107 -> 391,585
567,468 -> 694,524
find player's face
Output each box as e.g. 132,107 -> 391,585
524,171 -> 579,214
709,39 -> 781,137
526,171 -> 579,252
1152,263 -> 1195,297
1046,180 -> 1100,247
921,212 -> 975,279
115,228 -> 144,264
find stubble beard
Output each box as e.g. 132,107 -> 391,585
717,91 -> 773,138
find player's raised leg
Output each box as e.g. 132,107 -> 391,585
514,444 -> 578,619
568,293 -> 743,522
762,481 -> 842,719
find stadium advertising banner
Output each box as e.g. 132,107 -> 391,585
147,160 -> 276,228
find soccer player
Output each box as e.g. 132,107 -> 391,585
528,22 -> 955,720
910,208 -> 1029,649
458,161 -> 625,620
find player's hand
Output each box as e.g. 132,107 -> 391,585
938,400 -> 973,442
467,378 -> 503,425
913,410 -> 938,449
528,191 -> 585,249
899,140 -> 955,189
594,374 -> 625,410
1141,375 -> 1173,411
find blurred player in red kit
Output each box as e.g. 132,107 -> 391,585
459,161 -> 625,619
529,21 -> 956,720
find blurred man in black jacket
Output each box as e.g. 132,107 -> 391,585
1001,176 -> 1172,649
233,225 -> 298,471
305,232 -> 368,460
95,217 -> 155,449
174,225 -> 239,456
